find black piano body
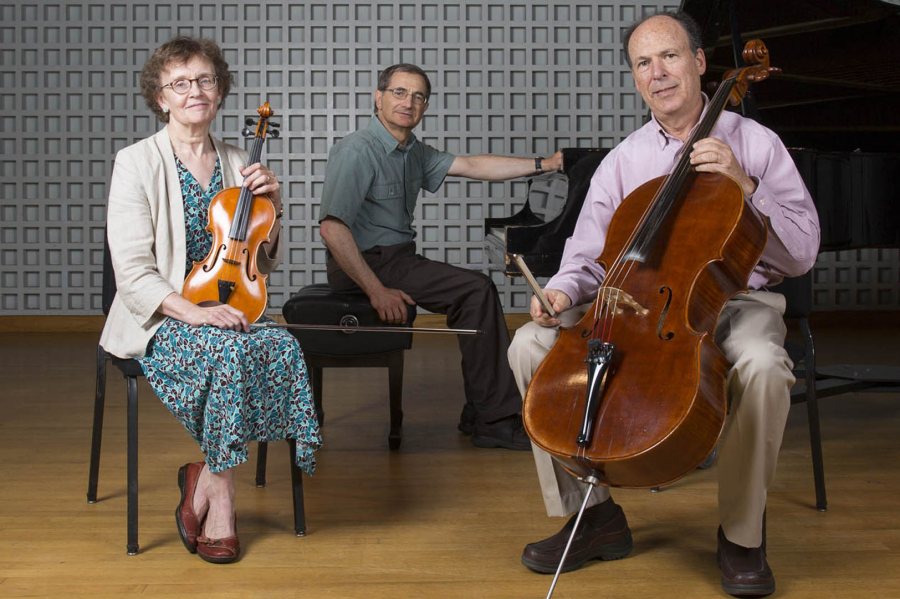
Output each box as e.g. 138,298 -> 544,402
484,148 -> 609,277
683,0 -> 900,250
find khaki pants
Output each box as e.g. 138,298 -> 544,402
507,290 -> 793,548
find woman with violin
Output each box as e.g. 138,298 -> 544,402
508,12 -> 819,597
99,36 -> 321,564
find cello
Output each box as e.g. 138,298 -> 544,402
523,40 -> 779,490
182,102 -> 280,323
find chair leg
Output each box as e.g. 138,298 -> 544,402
387,350 -> 404,450
126,375 -> 140,555
87,345 -> 108,503
801,319 -> 827,511
256,442 -> 268,487
311,363 -> 324,426
288,439 -> 306,536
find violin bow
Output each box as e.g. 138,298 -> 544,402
250,322 -> 481,335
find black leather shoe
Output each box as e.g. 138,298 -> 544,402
471,414 -> 530,450
717,526 -> 775,597
458,402 -> 476,436
521,498 -> 633,574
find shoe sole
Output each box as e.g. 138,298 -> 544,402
521,534 -> 633,574
197,550 -> 240,564
720,579 -> 775,597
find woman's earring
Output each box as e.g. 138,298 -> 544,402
162,106 -> 169,113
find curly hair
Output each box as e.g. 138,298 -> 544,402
139,36 -> 233,123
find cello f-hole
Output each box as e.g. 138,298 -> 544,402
656,286 -> 674,340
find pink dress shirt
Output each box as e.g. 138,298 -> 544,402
548,109 -> 821,306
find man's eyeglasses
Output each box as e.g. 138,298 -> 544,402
384,87 -> 429,106
160,74 -> 218,95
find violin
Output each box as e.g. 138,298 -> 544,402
523,41 -> 780,489
182,102 -> 280,323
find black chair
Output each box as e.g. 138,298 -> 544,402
275,283 -> 416,451
775,270 -> 900,512
778,148 -> 900,511
87,236 -> 307,555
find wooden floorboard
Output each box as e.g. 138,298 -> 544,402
0,318 -> 898,598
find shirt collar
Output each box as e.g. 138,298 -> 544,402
650,93 -> 711,149
368,115 -> 416,154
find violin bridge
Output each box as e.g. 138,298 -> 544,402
600,287 -> 650,316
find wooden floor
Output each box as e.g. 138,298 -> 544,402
1,317 -> 899,598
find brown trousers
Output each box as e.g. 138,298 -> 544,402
327,242 -> 521,424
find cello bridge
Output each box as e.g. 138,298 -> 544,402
599,287 -> 649,316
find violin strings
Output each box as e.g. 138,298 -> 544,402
223,126 -> 267,276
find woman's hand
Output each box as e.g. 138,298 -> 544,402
186,302 -> 250,332
160,293 -> 250,332
242,162 -> 282,214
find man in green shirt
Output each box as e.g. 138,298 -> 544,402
319,63 -> 562,450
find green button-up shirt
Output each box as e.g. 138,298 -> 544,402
319,116 -> 455,251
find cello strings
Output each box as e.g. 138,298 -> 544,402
591,77 -> 737,344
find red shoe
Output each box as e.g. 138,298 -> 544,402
175,462 -> 205,553
197,517 -> 240,564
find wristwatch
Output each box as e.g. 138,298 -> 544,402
534,157 -> 543,174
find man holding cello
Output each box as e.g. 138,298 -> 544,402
507,11 -> 819,597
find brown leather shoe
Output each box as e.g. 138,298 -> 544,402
197,518 -> 240,564
175,462 -> 205,553
521,498 -> 632,574
717,526 -> 775,597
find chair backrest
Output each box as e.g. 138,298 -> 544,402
102,232 -> 117,317
769,269 -> 813,320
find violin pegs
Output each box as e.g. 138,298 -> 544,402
268,129 -> 280,138
241,127 -> 254,137
269,122 -> 281,128
245,117 -> 256,126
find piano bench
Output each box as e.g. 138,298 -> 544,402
281,283 -> 416,450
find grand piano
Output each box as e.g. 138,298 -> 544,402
684,0 -> 900,250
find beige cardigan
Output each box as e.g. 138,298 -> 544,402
99,127 -> 282,358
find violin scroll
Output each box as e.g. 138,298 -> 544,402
242,101 -> 281,139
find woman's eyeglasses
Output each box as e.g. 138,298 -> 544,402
161,74 -> 219,95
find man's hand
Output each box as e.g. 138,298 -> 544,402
542,150 -> 564,174
370,286 -> 416,324
530,288 -> 572,328
690,137 -> 757,198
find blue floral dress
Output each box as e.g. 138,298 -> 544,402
137,157 -> 321,474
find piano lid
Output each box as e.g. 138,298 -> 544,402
682,0 -> 900,152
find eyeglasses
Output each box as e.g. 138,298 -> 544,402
160,74 -> 218,95
383,87 -> 429,106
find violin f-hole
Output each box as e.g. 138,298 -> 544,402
657,286 -> 674,340
202,243 -> 227,272
241,247 -> 258,281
